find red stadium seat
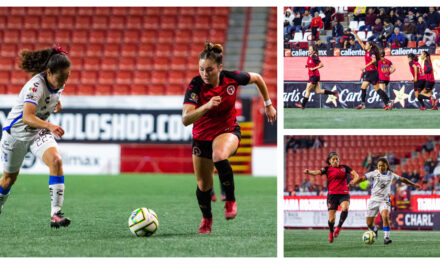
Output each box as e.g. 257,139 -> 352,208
157,30 -> 174,44
86,44 -> 104,57
88,30 -> 106,44
81,71 -> 98,85
20,30 -> 37,44
121,44 -> 138,57
172,44 -> 190,57
98,71 -> 115,85
155,44 -> 173,56
175,30 -> 192,44
11,71 -> 29,85
75,16 -> 92,30
67,71 -> 80,85
58,16 -> 75,30
43,7 -> 61,16
177,16 -> 194,30
213,7 -> 230,16
196,7 -> 213,16
168,71 -> 186,86
106,30 -> 123,44
83,57 -> 100,71
148,84 -> 165,95
23,16 -> 41,30
69,57 -> 83,71
9,7 -> 26,16
103,44 -> 120,57
91,16 -> 109,30
118,57 -> 136,71
3,30 -> 20,44
7,85 -> 23,94
138,43 -> 155,57
131,85 -> 148,95
108,16 -> 126,30
111,7 -> 129,16
26,7 -> 44,15
77,85 -> 95,95
72,30 -> 89,44
128,7 -> 146,16
101,57 -> 118,71
113,84 -> 131,95
63,84 -> 78,95
145,7 -> 161,16
0,84 -> 7,94
77,7 -> 95,16
160,16 -> 177,30
95,85 -> 112,95
151,71 -> 167,85
133,71 -> 151,85
126,16 -> 143,29
7,16 -> 23,29
0,71 -> 10,85
123,30 -> 141,44
143,15 -> 160,30
115,71 -> 133,85
153,56 -> 170,71
0,58 -> 14,71
38,31 -> 55,45
209,29 -> 227,43
94,7 -> 112,16
170,57 -> 188,71
166,85 -> 185,95
141,30 -> 158,44
136,57 -> 153,71
0,44 -> 17,57
212,16 -> 229,29
54,31 -> 72,44
60,7 -> 77,16
180,7 -> 196,16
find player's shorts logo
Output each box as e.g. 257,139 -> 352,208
192,146 -> 201,156
226,85 -> 235,95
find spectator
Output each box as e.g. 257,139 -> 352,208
310,11 -> 324,40
293,7 -> 305,15
425,7 -> 440,29
424,157 -> 436,181
409,169 -> 421,190
434,164 -> 440,177
311,136 -> 323,148
425,177 -> 434,191
353,7 -> 367,22
293,11 -> 303,33
402,18 -> 416,41
285,136 -> 300,153
390,39 -> 401,48
378,8 -> 389,24
422,28 -> 437,46
367,18 -> 383,42
323,7 -> 335,30
359,7 -> 376,31
394,19 -> 403,31
401,168 -> 410,180
435,32 -> 440,46
344,38 -> 361,49
284,8 -> 295,39
388,27 -> 406,47
386,151 -> 396,166
379,19 -> 394,45
310,7 -> 325,16
394,11 -> 405,26
423,138 -> 435,153
363,152 -> 375,172
326,20 -> 344,46
315,39 -> 327,50
415,16 -> 427,44
300,9 -> 312,34
407,10 -> 417,24
338,28 -> 354,48
389,9 -> 397,25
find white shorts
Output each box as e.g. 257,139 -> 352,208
367,199 -> 391,217
0,129 -> 58,173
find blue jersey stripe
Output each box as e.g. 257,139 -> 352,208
24,100 -> 37,106
2,113 -> 23,131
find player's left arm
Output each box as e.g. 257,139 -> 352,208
390,64 -> 396,74
399,176 -> 421,189
248,72 -> 276,124
348,171 -> 365,188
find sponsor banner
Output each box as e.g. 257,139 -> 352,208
411,195 -> 440,212
287,47 -> 435,57
1,108 -> 193,144
392,212 -> 440,230
284,196 -> 370,211
284,81 -> 440,109
0,143 -> 120,175
284,211 -> 367,228
285,55 -> 440,81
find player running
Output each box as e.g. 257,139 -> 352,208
354,33 -> 392,110
295,45 -> 338,109
304,152 -> 359,243
182,41 -> 276,234
421,51 -> 438,110
378,50 -> 396,109
0,44 -> 71,228
348,158 -> 420,244
408,53 -> 432,110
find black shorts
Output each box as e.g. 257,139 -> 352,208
309,76 -> 320,84
414,80 -> 426,92
363,70 -> 379,85
191,126 -> 241,159
327,194 -> 350,211
425,81 -> 435,91
379,80 -> 389,86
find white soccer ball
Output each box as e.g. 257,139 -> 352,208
128,208 -> 159,237
362,230 -> 376,244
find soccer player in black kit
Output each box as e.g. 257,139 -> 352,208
304,152 -> 359,243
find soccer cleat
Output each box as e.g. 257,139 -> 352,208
419,107 -> 427,111
50,211 -> 71,228
224,200 -> 237,220
198,217 -> 213,234
328,231 -> 334,243
211,193 -> 217,202
333,227 -> 341,238
372,225 -> 378,237
355,104 -> 365,109
220,193 -> 226,202
295,103 -> 305,109
333,91 -> 339,100
432,99 -> 439,110
384,237 -> 392,244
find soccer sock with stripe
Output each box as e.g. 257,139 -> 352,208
383,226 -> 390,238
0,185 -> 11,212
328,220 -> 335,232
214,159 -> 236,201
196,187 -> 212,218
376,89 -> 390,105
361,89 -> 367,104
323,90 -> 334,95
49,175 -> 65,216
417,95 -> 426,107
338,210 -> 348,228
301,97 -> 309,108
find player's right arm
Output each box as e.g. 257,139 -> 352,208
399,176 -> 421,189
348,173 -> 366,188
411,63 -> 418,82
22,103 -> 64,138
390,64 -> 396,74
303,169 -> 322,176
354,32 -> 366,50
182,97 -> 221,126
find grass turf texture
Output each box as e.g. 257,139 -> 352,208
0,174 -> 276,257
284,108 -> 440,129
284,229 -> 440,257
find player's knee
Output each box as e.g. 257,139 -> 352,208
48,154 -> 63,171
212,150 -> 229,163
197,180 -> 212,192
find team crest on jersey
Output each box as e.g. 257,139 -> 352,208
341,167 -> 346,173
29,86 -> 37,93
226,85 -> 235,95
190,93 -> 198,103
192,146 -> 201,156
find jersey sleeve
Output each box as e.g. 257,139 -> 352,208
343,165 -> 353,174
183,77 -> 202,105
391,172 -> 400,181
320,166 -> 329,175
425,66 -> 433,74
226,71 -> 251,86
364,171 -> 375,181
23,80 -> 44,106
409,61 -> 414,67
312,55 -> 321,64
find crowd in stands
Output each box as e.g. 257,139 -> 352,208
284,6 -> 440,49
285,136 -> 324,153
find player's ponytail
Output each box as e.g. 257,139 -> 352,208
369,42 -> 380,61
199,41 -> 223,65
19,44 -> 70,76
422,51 -> 432,66
326,152 -> 339,165
407,53 -> 418,62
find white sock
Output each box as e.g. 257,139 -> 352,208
49,183 -> 65,216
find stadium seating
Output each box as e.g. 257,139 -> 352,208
0,7 -> 235,95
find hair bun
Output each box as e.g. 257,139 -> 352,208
204,41 -> 223,53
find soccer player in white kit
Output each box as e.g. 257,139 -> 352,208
0,45 -> 71,228
349,158 -> 420,244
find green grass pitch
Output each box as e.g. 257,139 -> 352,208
0,174 -> 276,257
284,229 -> 440,257
284,108 -> 440,129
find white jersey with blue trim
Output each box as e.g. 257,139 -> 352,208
3,73 -> 64,141
365,169 -> 400,202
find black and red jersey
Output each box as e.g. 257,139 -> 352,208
321,165 -> 353,195
424,62 -> 435,82
378,58 -> 392,81
409,60 -> 426,80
183,70 -> 250,141
307,54 -> 321,77
364,50 -> 377,71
